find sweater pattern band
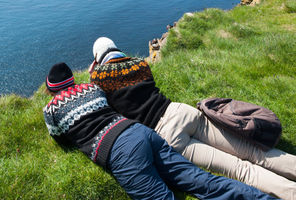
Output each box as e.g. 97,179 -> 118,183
43,84 -> 108,136
44,84 -> 104,114
91,58 -> 152,93
90,116 -> 126,162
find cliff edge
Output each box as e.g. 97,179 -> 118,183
146,0 -> 261,63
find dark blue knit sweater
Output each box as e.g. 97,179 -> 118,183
43,83 -> 136,167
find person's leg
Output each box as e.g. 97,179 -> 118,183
194,106 -> 296,181
182,138 -> 296,200
108,123 -> 176,200
155,102 -> 296,181
147,127 -> 278,200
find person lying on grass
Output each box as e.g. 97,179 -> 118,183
88,37 -> 296,200
43,62 -> 278,200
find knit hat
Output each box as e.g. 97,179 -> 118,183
46,62 -> 75,92
93,37 -> 121,64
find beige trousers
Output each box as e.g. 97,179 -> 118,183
155,102 -> 296,200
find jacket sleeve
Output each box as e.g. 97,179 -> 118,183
43,108 -> 72,147
43,109 -> 63,136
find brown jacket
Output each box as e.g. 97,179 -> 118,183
197,98 -> 282,151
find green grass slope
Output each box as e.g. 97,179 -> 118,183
0,0 -> 295,199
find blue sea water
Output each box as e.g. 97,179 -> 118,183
0,0 -> 239,97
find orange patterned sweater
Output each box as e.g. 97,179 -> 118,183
90,57 -> 171,129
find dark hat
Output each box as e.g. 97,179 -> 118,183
46,62 -> 75,92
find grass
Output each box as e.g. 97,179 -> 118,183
0,0 -> 295,199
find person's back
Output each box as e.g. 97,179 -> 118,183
90,57 -> 170,128
43,63 -> 136,167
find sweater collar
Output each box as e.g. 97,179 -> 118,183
101,51 -> 127,65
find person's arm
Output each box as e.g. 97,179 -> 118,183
88,53 -> 98,74
43,108 -> 73,148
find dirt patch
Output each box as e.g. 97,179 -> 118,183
218,30 -> 234,39
282,24 -> 296,33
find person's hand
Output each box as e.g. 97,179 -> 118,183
88,54 -> 98,74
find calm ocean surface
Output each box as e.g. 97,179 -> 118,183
0,0 -> 239,97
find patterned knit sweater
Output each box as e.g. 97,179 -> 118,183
90,57 -> 171,129
43,83 -> 136,168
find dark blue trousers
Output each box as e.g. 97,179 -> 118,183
108,123 -> 277,200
